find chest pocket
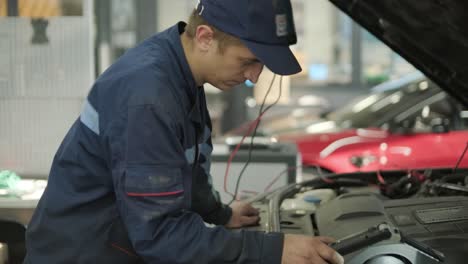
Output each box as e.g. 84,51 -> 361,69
122,166 -> 187,233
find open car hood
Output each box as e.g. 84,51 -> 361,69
328,0 -> 468,107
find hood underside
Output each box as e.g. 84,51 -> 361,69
328,0 -> 468,107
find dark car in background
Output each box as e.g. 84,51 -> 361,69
250,72 -> 427,137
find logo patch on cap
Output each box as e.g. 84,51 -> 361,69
196,0 -> 204,15
275,14 -> 288,37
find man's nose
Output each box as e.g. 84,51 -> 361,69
245,63 -> 264,84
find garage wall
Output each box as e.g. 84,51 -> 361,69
157,0 -> 195,32
0,1 -> 94,177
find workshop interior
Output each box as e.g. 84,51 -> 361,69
1,0 -> 468,263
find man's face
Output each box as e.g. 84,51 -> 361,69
204,41 -> 264,91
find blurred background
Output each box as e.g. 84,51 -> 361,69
0,0 -> 416,178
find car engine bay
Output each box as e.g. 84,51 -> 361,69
247,168 -> 468,263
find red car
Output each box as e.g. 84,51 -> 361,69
277,77 -> 468,174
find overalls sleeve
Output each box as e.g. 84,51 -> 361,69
191,129 -> 233,225
107,102 -> 284,264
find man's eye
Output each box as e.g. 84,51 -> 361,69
242,60 -> 255,67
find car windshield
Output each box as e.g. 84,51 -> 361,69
327,79 -> 439,128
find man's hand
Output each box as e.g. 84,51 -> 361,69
225,201 -> 260,228
282,234 -> 344,264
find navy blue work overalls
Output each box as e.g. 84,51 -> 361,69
24,22 -> 283,264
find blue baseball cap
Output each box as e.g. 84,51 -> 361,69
196,0 -> 302,76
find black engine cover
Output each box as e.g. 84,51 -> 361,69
316,194 -> 468,263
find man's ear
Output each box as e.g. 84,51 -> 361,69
195,25 -> 215,52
